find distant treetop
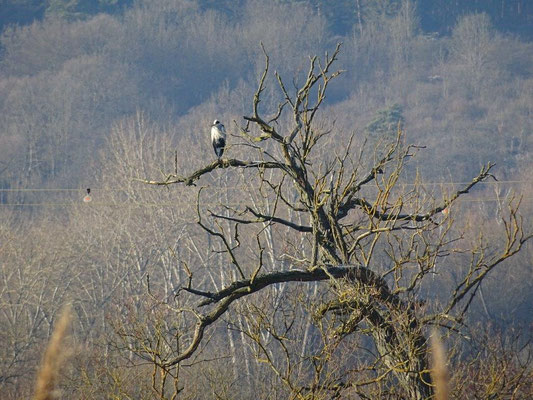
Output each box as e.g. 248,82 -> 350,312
1,0 -> 532,39
0,0 -> 133,31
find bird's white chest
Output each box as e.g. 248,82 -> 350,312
211,126 -> 226,141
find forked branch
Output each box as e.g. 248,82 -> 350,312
166,264 -> 395,368
136,159 -> 287,186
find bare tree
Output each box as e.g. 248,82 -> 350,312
450,13 -> 496,95
132,45 -> 530,399
0,215 -> 74,398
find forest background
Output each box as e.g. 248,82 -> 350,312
1,0 -> 533,398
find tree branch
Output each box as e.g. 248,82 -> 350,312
209,208 -> 312,232
338,163 -> 496,222
135,159 -> 287,186
163,264 -> 396,368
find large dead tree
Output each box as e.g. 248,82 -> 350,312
134,44 -> 530,399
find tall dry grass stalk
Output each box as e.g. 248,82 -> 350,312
430,329 -> 450,400
33,305 -> 72,400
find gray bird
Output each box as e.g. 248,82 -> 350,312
211,119 -> 227,160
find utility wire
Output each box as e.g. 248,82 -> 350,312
1,197 -> 533,207
1,180 -> 530,207
0,180 -> 531,192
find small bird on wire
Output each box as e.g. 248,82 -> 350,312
211,119 -> 226,160
83,188 -> 92,203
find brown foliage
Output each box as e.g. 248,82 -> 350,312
33,305 -> 71,400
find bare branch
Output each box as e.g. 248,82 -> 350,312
136,159 -> 287,186
209,208 -> 312,233
164,263 -> 396,368
339,163 -> 497,223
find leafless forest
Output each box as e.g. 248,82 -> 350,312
1,1 -> 533,399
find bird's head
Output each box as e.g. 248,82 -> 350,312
213,119 -> 220,126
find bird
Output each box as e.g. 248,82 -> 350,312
83,188 -> 92,203
211,119 -> 227,160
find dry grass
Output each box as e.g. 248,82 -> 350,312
33,305 -> 72,400
430,329 -> 450,400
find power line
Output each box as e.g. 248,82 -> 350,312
0,180 -> 531,192
1,197 -> 533,207
1,179 -> 531,207
0,188 -> 124,192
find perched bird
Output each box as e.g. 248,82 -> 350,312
211,119 -> 227,160
83,188 -> 92,203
